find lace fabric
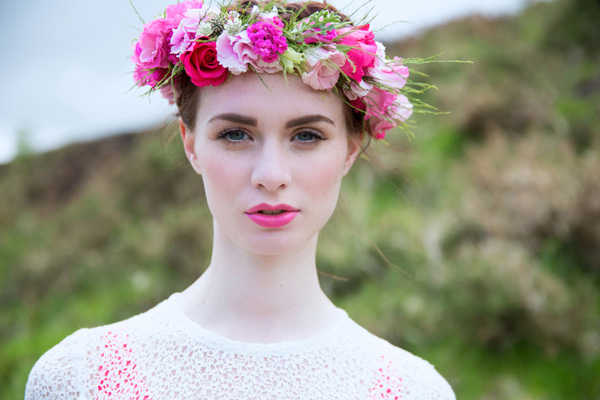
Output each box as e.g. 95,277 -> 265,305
26,293 -> 455,400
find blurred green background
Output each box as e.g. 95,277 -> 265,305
1,0 -> 599,398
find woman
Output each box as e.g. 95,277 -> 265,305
26,1 -> 455,398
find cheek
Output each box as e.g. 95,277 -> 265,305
298,147 -> 347,202
198,153 -> 247,209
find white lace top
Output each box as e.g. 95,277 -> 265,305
25,293 -> 455,400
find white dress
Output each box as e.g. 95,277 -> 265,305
25,293 -> 455,399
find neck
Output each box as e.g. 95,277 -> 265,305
180,221 -> 338,343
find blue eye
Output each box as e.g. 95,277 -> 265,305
294,130 -> 324,142
219,129 -> 248,141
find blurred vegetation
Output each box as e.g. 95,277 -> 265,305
1,0 -> 599,398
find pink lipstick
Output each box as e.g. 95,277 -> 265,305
245,203 -> 299,228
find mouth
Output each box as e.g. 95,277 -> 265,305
245,203 -> 300,228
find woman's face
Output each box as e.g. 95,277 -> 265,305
181,73 -> 361,256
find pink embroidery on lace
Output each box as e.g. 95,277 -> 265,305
97,330 -> 152,400
370,354 -> 406,399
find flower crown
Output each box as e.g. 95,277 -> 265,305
131,0 -> 420,139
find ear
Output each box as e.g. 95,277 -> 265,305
342,133 -> 362,176
179,118 -> 202,175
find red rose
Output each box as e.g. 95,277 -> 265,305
181,40 -> 228,87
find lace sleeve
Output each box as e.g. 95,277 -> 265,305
25,329 -> 94,400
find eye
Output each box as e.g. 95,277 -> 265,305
217,129 -> 250,142
293,130 -> 325,142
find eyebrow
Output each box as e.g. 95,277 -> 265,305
208,113 -> 258,126
285,114 -> 336,128
207,113 -> 336,128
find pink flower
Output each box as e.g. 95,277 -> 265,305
160,84 -> 175,104
182,39 -> 228,87
338,25 -> 378,82
247,17 -> 288,64
170,9 -> 205,55
389,94 -> 413,122
364,87 -> 397,119
368,116 -> 395,139
165,0 -> 203,20
366,94 -> 413,139
135,19 -> 171,69
217,30 -> 283,74
303,22 -> 337,44
216,32 -> 250,75
301,47 -> 345,90
367,56 -> 409,90
133,65 -> 168,88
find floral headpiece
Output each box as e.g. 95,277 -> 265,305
131,0 -> 421,139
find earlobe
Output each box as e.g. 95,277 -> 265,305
179,118 -> 202,175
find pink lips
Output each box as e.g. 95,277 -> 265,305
245,203 -> 300,228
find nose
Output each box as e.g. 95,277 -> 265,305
250,139 -> 292,191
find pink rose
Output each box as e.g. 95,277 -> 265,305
182,40 -> 228,87
301,47 -> 345,90
135,19 -> 171,69
338,25 -> 378,82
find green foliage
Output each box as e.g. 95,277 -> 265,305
1,0 -> 599,398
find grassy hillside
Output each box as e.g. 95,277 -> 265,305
2,0 -> 599,398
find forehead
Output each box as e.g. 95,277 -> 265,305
195,73 -> 345,125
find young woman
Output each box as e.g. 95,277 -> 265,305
26,1 -> 455,398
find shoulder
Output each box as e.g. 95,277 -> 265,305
371,344 -> 455,400
343,319 -> 455,400
25,328 -> 97,400
25,300 -> 168,400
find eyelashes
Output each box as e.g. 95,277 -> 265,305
217,129 -> 249,142
215,128 -> 326,144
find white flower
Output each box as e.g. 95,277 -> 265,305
197,21 -> 213,37
225,13 -> 243,36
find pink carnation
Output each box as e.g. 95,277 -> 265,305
134,19 -> 171,69
216,32 -> 251,75
247,17 -> 288,64
217,30 -> 283,74
301,47 -> 345,90
338,25 -> 378,82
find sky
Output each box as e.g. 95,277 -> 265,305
0,0 -> 540,164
